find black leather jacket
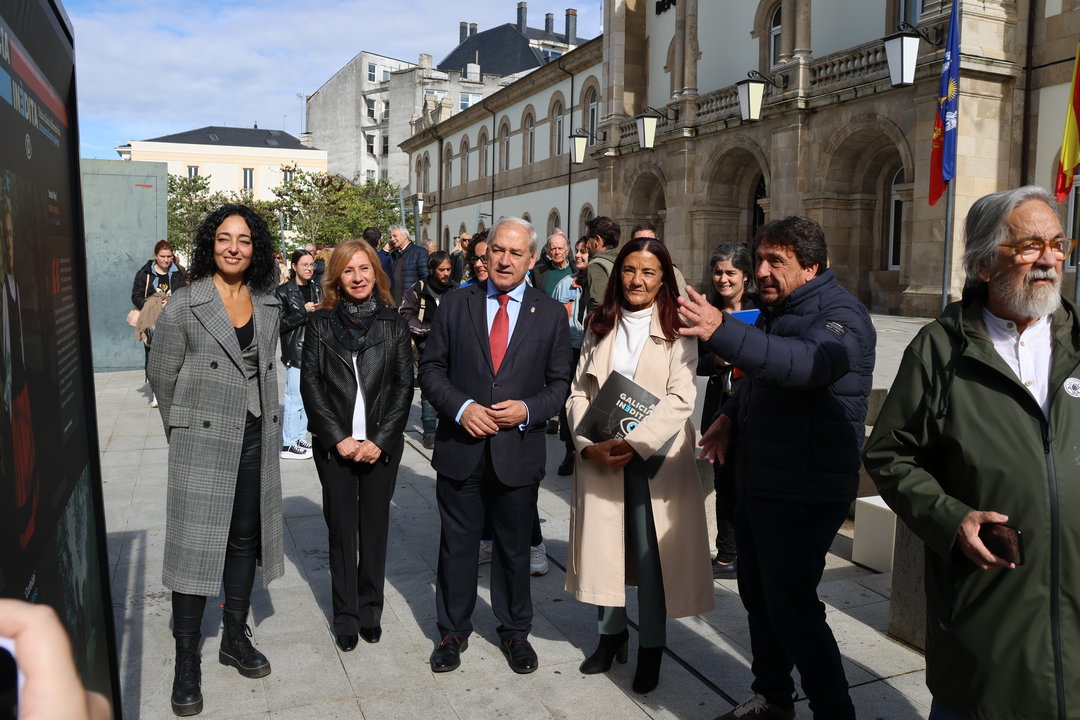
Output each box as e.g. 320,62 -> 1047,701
299,304 -> 413,460
275,278 -> 321,367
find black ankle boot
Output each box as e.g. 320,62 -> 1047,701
579,629 -> 629,674
632,645 -> 663,694
219,610 -> 271,678
171,637 -> 203,716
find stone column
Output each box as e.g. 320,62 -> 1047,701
671,0 -> 686,98
780,0 -> 795,63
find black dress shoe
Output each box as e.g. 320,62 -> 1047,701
336,634 -> 359,652
500,637 -> 538,674
359,626 -> 382,644
712,557 -> 737,579
430,635 -> 467,672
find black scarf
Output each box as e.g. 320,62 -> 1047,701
330,298 -> 378,352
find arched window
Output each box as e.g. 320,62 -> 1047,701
887,167 -> 905,270
444,146 -> 453,188
460,138 -> 470,183
422,153 -> 431,194
499,123 -> 511,173
587,90 -> 599,146
478,130 -> 488,179
547,209 -> 561,237
579,204 -> 595,237
553,102 -> 564,156
524,114 -> 535,165
415,158 -> 423,194
769,6 -> 782,67
443,227 -> 450,248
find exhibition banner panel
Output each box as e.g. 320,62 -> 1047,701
0,0 -> 121,712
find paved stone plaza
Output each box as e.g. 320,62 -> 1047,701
98,314 -> 933,719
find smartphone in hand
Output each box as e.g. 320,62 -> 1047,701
978,523 -> 1024,565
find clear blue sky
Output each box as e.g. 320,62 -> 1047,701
62,0 -> 603,159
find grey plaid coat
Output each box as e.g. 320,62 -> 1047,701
147,277 -> 284,596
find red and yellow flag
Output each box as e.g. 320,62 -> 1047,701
1056,42 -> 1080,202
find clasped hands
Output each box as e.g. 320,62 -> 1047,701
336,437 -> 383,463
460,400 -> 527,438
582,438 -> 635,469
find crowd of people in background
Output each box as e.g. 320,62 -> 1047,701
118,186 -> 1072,720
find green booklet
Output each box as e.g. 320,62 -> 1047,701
575,371 -> 674,476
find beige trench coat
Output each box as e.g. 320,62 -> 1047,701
564,311 -> 714,618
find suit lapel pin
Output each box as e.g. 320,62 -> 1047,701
530,306 -> 536,313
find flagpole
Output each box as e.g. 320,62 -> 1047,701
941,181 -> 955,312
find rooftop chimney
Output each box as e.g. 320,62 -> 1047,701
517,2 -> 527,33
459,21 -> 467,44
545,13 -> 554,34
469,22 -> 477,37
565,9 -> 577,43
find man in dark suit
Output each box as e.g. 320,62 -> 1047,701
418,216 -> 572,675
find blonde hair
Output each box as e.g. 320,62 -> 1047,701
320,239 -> 394,308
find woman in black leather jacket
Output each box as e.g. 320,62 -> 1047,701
275,249 -> 321,459
299,238 -> 413,653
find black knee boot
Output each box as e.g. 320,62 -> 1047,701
579,629 -> 629,674
171,637 -> 203,716
632,645 -> 663,694
219,610 -> 271,678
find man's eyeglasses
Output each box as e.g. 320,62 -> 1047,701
999,238 -> 1074,263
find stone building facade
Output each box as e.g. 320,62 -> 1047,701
307,3 -> 589,192
401,39 -> 603,248
408,0 -> 1080,317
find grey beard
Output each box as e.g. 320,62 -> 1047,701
991,267 -> 1062,320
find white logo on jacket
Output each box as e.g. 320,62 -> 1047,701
1064,378 -> 1080,397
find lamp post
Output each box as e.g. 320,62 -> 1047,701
569,128 -> 605,165
883,22 -> 942,88
633,106 -> 677,150
413,193 -> 424,245
735,71 -> 788,122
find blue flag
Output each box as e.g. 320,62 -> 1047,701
930,0 -> 960,204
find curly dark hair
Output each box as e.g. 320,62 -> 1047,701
187,204 -> 278,293
587,237 -> 682,341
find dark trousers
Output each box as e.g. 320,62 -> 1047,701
435,445 -> 537,642
713,457 -> 737,562
735,496 -> 855,720
313,437 -> 400,634
173,412 -> 262,638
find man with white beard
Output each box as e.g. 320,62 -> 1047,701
863,185 -> 1080,720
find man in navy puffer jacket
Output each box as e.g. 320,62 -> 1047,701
680,216 -> 875,720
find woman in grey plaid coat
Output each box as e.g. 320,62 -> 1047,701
148,204 -> 283,717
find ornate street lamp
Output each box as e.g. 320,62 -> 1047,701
736,71 -> 788,122
634,106 -> 677,150
883,22 -> 943,88
569,128 -> 605,165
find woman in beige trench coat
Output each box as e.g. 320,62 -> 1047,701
565,237 -> 713,695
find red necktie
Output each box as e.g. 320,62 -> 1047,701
490,293 -> 510,374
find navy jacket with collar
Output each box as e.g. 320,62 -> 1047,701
709,269 -> 876,503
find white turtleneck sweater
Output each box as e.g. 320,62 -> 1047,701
613,305 -> 654,379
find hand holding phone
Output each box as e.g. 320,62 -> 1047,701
979,523 -> 1024,565
956,510 -> 1017,570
